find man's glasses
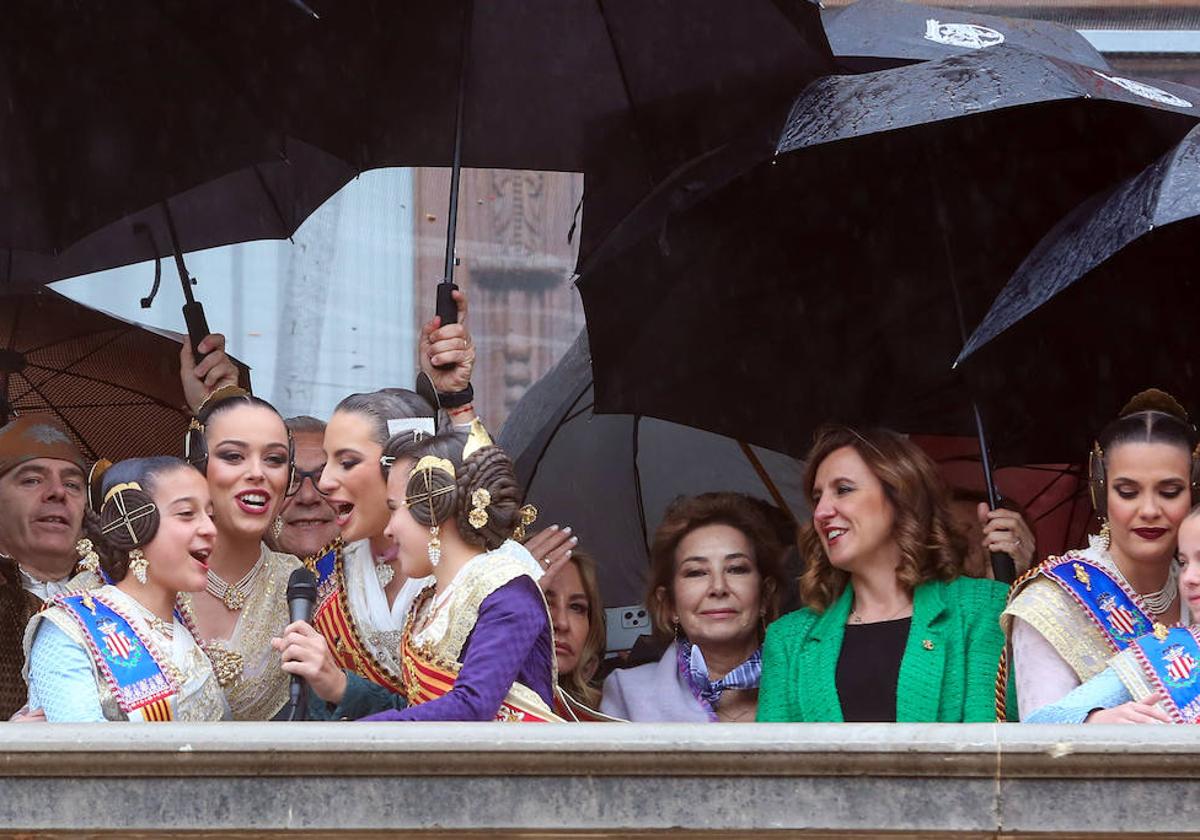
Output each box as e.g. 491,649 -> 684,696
286,465 -> 328,497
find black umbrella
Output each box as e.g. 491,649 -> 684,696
577,48 -> 1198,577
823,0 -> 1110,73
498,331 -> 808,617
955,124 -> 1200,464
159,0 -> 837,287
0,2 -> 306,263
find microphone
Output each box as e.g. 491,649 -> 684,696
285,567 -> 319,721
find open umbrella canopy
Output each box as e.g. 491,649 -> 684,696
823,0 -> 1110,72
498,332 -> 808,614
0,288 -> 251,462
578,47 -> 1198,464
0,1 -> 306,265
5,139 -> 355,288
161,0 -> 836,262
955,125 -> 1200,463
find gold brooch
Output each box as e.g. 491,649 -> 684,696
922,639 -> 935,651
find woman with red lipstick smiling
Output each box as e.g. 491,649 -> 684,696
181,388 -> 302,721
1025,505 -> 1200,725
757,426 -> 1008,723
1003,391 -> 1199,720
601,493 -> 789,722
23,457 -> 229,721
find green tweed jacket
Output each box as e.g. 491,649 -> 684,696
757,576 -> 1008,723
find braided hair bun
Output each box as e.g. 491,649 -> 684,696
395,430 -> 524,551
455,447 -> 522,551
84,456 -> 188,582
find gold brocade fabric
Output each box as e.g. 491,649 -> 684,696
1110,646 -> 1160,703
184,545 -> 301,721
1003,573 -> 1117,684
26,586 -> 228,722
403,541 -> 560,721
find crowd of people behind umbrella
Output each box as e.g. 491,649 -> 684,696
1,286 -> 1199,727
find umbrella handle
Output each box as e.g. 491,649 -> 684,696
436,282 -> 459,327
183,300 -> 211,367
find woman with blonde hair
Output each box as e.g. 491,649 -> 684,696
544,549 -> 607,711
758,425 -> 1008,723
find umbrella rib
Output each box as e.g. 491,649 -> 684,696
631,414 -> 650,558
20,326 -> 115,358
594,0 -> 660,182
524,381 -> 593,492
20,361 -> 183,411
20,327 -> 185,409
737,440 -> 796,524
251,163 -> 290,235
15,375 -> 98,461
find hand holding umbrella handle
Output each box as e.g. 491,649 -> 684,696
183,301 -> 211,366
433,283 -> 460,371
436,282 -> 460,326
990,551 -> 1015,584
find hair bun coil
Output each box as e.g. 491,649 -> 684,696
1119,388 -> 1190,423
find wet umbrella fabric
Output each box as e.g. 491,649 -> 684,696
577,47 -> 1199,466
0,2 -> 311,270
497,332 -> 808,614
0,289 -> 251,462
955,125 -> 1200,464
823,0 -> 1109,73
6,140 -> 355,288
161,0 -> 836,263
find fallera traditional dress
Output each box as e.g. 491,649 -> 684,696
23,585 -> 229,722
180,543 -> 300,721
1001,534 -> 1190,719
362,540 -> 562,722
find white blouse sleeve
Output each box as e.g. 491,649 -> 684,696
1012,617 -> 1082,720
27,621 -> 106,722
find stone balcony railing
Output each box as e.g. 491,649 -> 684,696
2,723 -> 1199,838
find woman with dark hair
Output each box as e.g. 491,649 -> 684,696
1023,503 -> 1200,724
601,492 -> 790,722
757,425 -> 1008,723
22,457 -> 227,721
180,386 -> 302,720
1002,390 -> 1198,720
296,421 -> 552,721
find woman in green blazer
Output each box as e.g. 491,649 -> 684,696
758,425 -> 1009,723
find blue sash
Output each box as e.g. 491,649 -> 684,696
305,539 -> 341,603
55,591 -> 176,719
1130,626 -> 1200,723
1041,555 -> 1154,651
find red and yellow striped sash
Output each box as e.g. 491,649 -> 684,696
400,632 -> 561,722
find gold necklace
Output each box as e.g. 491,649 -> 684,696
206,552 -> 267,611
848,600 -> 912,625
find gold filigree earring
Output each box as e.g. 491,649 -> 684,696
1098,518 -> 1112,550
75,539 -> 100,574
427,525 -> 442,568
129,548 -> 148,585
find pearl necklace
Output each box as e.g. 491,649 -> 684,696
1118,559 -> 1179,616
206,553 -> 267,611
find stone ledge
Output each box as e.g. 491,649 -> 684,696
1,724 -> 1199,836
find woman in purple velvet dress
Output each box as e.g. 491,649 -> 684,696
360,420 -> 555,721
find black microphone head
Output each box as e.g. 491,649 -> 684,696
286,567 -> 318,603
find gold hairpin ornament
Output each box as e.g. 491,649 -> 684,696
101,483 -> 157,544
512,504 -> 538,541
468,489 -> 491,529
